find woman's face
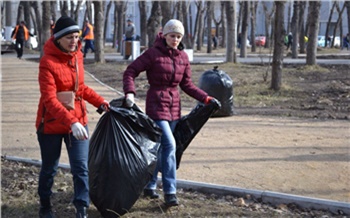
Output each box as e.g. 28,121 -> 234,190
164,33 -> 183,49
57,32 -> 80,52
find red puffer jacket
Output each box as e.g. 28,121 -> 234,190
123,33 -> 208,121
35,37 -> 105,134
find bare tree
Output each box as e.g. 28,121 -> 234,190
41,2 -> 51,52
220,2 -> 226,48
195,1 -> 205,51
206,1 -> 213,53
60,1 -> 68,16
324,2 -> 336,48
240,1 -> 249,58
291,1 -> 300,58
298,1 -> 307,54
104,1 -> 113,44
160,1 -> 172,26
250,1 -> 258,52
331,2 -> 346,47
147,1 -> 161,48
139,1 -> 147,47
93,1 -> 105,63
181,1 -> 192,48
306,1 -> 321,65
50,1 -> 57,22
261,1 -> 275,48
271,1 -> 285,91
225,1 -> 236,63
114,1 -> 126,52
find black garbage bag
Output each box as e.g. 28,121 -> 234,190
89,98 -> 162,217
174,100 -> 221,169
199,66 -> 234,117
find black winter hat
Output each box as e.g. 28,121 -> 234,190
53,16 -> 80,40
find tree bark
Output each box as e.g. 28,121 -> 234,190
298,1 -> 306,54
93,1 -> 105,63
139,1 -> 147,47
225,1 -> 236,63
306,1 -> 321,65
291,1 -> 299,59
147,1 -> 161,48
206,1 -> 213,53
240,1 -> 249,58
271,1 -> 285,91
325,2 -> 336,48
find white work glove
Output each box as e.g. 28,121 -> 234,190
71,122 -> 88,140
125,93 -> 135,108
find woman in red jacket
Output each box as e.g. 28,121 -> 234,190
35,16 -> 109,218
123,19 -> 217,207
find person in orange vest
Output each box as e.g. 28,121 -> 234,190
11,20 -> 34,59
82,19 -> 95,58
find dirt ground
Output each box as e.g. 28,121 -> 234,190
1,53 -> 349,212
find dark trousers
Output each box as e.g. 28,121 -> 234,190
37,126 -> 90,208
84,40 -> 95,55
15,39 -> 24,58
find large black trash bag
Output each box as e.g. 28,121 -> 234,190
174,100 -> 221,169
199,66 -> 234,117
89,98 -> 162,217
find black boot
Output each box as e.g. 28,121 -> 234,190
39,199 -> 55,218
164,194 -> 179,207
76,206 -> 87,218
143,189 -> 160,199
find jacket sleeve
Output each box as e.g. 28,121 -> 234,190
39,62 -> 79,127
123,50 -> 153,95
80,83 -> 105,108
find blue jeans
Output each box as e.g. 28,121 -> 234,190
146,120 -> 178,194
37,126 -> 90,208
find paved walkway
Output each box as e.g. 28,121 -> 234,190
1,55 -> 349,205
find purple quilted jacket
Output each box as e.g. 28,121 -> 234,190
123,33 -> 208,121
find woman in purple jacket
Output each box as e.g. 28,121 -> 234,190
123,19 -> 216,207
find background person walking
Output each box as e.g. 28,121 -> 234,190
82,19 -> 95,58
11,20 -> 34,59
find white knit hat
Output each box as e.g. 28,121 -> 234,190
163,19 -> 184,36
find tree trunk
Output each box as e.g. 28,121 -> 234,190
271,1 -> 285,91
225,1 -> 236,63
291,1 -> 299,59
250,1 -> 257,52
139,1 -> 148,47
147,1 -> 161,48
325,2 -> 336,48
306,1 -> 321,65
240,1 -> 249,58
50,1 -> 57,22
32,1 -> 42,56
160,1 -> 172,26
195,1 -> 204,51
220,2 -> 226,48
115,1 -> 126,53
206,1 -> 213,53
41,1 -> 51,45
298,1 -> 306,54
103,1 -> 112,44
181,2 -> 191,48
93,1 -> 105,63
262,2 -> 275,49
331,2 -> 346,48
